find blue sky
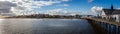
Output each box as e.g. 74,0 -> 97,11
32,0 -> 120,15
0,0 -> 120,15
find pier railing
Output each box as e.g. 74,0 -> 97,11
85,17 -> 120,34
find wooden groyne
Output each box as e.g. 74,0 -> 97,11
85,18 -> 120,34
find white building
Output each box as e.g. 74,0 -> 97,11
101,5 -> 120,22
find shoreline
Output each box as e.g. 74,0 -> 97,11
0,17 -> 83,19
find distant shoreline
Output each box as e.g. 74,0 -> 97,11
0,17 -> 83,19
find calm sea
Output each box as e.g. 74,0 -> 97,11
0,19 -> 95,34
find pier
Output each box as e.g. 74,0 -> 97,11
85,17 -> 120,34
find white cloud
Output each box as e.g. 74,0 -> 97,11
57,4 -> 69,6
62,0 -> 70,2
117,8 -> 120,9
91,6 -> 103,14
0,0 -> 70,15
46,9 -> 63,15
47,8 -> 68,15
46,8 -> 78,15
0,1 -> 17,16
0,1 -> 16,9
91,6 -> 103,12
49,0 -> 70,2
88,0 -> 94,3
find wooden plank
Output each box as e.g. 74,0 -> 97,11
85,17 -> 120,26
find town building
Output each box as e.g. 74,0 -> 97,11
101,5 -> 120,22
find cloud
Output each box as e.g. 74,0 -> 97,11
88,0 -> 94,3
0,1 -> 17,16
91,6 -> 103,13
57,4 -> 69,6
48,0 -> 70,2
0,8 -> 10,13
0,1 -> 16,9
46,8 -> 68,15
117,8 -> 120,9
46,8 -> 78,15
61,0 -> 70,2
46,9 -> 63,15
0,0 -> 70,15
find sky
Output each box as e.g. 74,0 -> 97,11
0,0 -> 120,16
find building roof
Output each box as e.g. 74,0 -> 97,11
112,10 -> 120,14
102,9 -> 113,15
102,4 -> 120,15
103,9 -> 120,15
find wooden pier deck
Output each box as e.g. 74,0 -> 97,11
83,17 -> 120,34
84,17 -> 120,26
